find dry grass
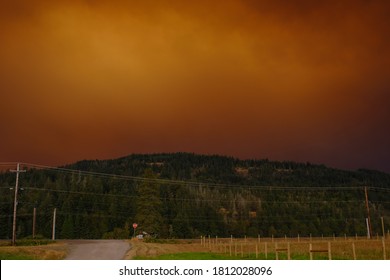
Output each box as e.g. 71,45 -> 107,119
2,237 -> 387,260
126,237 -> 390,260
0,242 -> 68,260
208,237 -> 390,260
126,239 -> 205,259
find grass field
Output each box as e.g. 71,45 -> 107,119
128,237 -> 390,260
1,237 -> 388,260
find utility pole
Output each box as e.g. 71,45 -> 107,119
52,208 -> 57,240
32,207 -> 36,239
364,187 -> 372,239
381,216 -> 385,239
10,163 -> 26,246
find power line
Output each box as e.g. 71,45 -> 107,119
0,162 -> 19,166
1,211 -> 384,225
1,161 -> 389,239
26,186 -> 136,199
2,162 -> 389,194
12,162 -> 370,191
21,186 -> 367,204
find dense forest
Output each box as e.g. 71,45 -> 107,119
1,153 -> 390,240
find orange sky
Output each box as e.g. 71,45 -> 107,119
1,0 -> 389,172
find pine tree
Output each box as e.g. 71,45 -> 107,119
134,169 -> 163,237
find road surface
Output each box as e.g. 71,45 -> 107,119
65,240 -> 130,260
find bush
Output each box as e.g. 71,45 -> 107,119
102,227 -> 130,239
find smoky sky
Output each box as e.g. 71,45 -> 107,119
1,0 -> 389,172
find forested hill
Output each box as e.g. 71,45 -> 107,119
68,153 -> 390,187
1,153 -> 390,240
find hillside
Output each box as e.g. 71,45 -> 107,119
1,153 -> 389,239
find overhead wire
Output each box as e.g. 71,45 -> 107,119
15,185 -> 368,204
15,162 -> 372,191
1,161 -> 389,236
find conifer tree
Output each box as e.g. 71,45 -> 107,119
134,169 -> 163,236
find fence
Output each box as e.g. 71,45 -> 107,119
200,235 -> 389,260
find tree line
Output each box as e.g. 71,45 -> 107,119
0,153 -> 389,239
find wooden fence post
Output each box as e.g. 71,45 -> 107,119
352,242 -> 356,260
256,244 -> 258,259
265,242 -> 268,260
328,242 -> 332,260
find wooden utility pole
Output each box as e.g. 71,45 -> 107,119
381,217 -> 385,239
52,208 -> 57,240
32,207 -> 36,239
10,163 -> 26,246
364,187 -> 372,239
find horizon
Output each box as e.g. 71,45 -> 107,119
1,151 -> 389,175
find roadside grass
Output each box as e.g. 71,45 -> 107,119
133,252 -> 338,260
134,252 -> 238,260
0,251 -> 35,260
0,241 -> 67,260
143,238 -> 183,244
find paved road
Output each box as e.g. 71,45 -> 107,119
64,240 -> 130,260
